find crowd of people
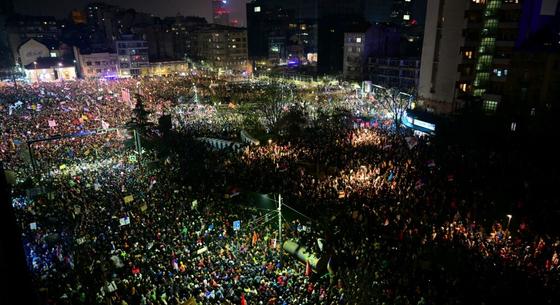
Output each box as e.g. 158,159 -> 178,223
2,75 -> 560,305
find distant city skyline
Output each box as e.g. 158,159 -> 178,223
13,0 -> 247,26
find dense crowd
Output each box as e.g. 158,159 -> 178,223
2,76 -> 560,305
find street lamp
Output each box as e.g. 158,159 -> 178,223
506,214 -> 512,230
261,194 -> 283,262
33,61 -> 38,82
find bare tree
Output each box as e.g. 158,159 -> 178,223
257,83 -> 293,132
375,87 -> 413,132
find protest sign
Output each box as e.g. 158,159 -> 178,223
123,195 -> 134,204
119,216 -> 130,226
196,246 -> 208,255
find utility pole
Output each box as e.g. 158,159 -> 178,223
278,194 -> 282,263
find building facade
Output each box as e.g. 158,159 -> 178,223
343,32 -> 366,79
192,25 -> 248,73
140,60 -> 189,76
24,57 -> 77,82
77,51 -> 118,79
419,0 -> 560,118
456,0 -> 522,113
116,35 -> 149,77
368,57 -> 420,90
418,0 -> 470,113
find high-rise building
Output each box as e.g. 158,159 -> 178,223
317,0 -> 367,74
343,32 -> 367,79
418,0 -> 471,113
116,35 -> 149,77
457,0 -> 522,113
192,24 -> 248,73
213,0 -> 231,26
419,0 -> 558,115
247,0 -> 367,74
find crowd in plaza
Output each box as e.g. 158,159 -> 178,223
1,76 -> 560,304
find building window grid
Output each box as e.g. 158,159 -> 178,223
483,100 -> 498,112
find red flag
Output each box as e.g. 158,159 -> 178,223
240,293 -> 247,305
305,260 -> 312,277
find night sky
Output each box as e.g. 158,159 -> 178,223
13,0 -> 247,26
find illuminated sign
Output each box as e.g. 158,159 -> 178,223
411,118 -> 435,131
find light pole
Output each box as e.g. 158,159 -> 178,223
33,61 -> 38,83
262,193 -> 284,262
278,194 -> 282,263
506,214 -> 512,230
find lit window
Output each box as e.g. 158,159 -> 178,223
483,100 -> 498,112
356,37 -> 362,43
403,15 -> 410,21
464,51 -> 473,59
254,6 -> 261,13
50,52 -> 57,57
459,83 -> 468,92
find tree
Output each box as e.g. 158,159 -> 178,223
125,94 -> 154,155
257,83 -> 294,132
375,87 -> 413,132
277,105 -> 308,140
129,94 -> 152,135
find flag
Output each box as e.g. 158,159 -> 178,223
305,260 -> 312,277
405,137 -> 418,149
327,257 -> 334,276
252,231 -> 258,246
101,120 -> 110,129
122,88 -> 131,102
387,171 -> 394,182
48,119 -> 57,127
